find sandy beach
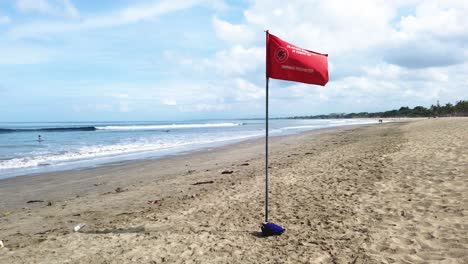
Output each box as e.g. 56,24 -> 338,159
0,118 -> 467,263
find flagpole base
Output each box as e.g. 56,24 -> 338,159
261,222 -> 285,236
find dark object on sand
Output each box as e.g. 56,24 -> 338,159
261,222 -> 285,236
240,163 -> 250,166
192,180 -> 214,185
221,170 -> 234,174
26,200 -> 44,203
115,187 -> 127,193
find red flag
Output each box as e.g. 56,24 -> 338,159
266,32 -> 329,86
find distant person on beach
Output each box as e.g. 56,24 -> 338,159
38,135 -> 43,142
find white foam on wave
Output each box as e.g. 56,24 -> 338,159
0,132 -> 261,171
327,119 -> 377,126
282,125 -> 321,130
96,123 -> 242,131
281,119 -> 377,130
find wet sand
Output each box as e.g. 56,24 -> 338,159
0,118 -> 467,263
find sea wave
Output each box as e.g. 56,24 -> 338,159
0,127 -> 96,133
95,123 -> 242,131
283,119 -> 378,130
0,123 -> 243,133
0,141 -> 188,170
282,125 -> 321,130
0,131 -> 260,171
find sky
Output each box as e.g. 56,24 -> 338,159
0,0 -> 467,122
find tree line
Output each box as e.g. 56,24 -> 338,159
287,100 -> 468,119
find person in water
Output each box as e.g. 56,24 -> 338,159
38,135 -> 43,142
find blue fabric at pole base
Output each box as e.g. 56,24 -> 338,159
261,222 -> 285,236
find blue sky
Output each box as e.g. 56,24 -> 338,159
0,0 -> 467,121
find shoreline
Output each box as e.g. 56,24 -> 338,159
1,118 -> 466,263
0,123 -> 376,211
0,118 -> 388,180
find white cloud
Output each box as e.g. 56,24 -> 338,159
72,103 -> 113,113
177,103 -> 230,112
94,103 -> 113,111
113,93 -> 129,99
199,45 -> 263,76
16,0 -> 52,13
0,46 -> 53,64
9,0 -> 204,39
0,14 -> 11,24
16,0 -> 80,19
363,64 -> 405,80
63,0 -> 79,19
119,101 -> 130,112
212,16 -> 256,45
384,0 -> 468,68
162,98 -> 177,106
3,0 -> 468,120
395,1 -> 468,41
242,0 -> 402,55
72,105 -> 81,113
233,78 -> 264,101
202,0 -> 467,115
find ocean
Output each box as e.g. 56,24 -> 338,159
0,119 -> 378,179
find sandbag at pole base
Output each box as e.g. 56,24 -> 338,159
261,222 -> 285,236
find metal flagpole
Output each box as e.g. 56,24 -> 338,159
265,30 -> 270,223
261,30 -> 284,236
265,76 -> 269,223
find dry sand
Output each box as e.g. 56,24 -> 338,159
0,118 -> 467,263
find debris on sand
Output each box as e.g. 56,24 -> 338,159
26,200 -> 44,204
0,240 -> 4,248
240,163 -> 250,166
147,200 -> 160,205
73,223 -> 86,232
115,187 -> 128,193
192,180 -> 214,185
221,170 -> 234,175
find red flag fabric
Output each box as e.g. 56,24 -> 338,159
266,32 -> 329,86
